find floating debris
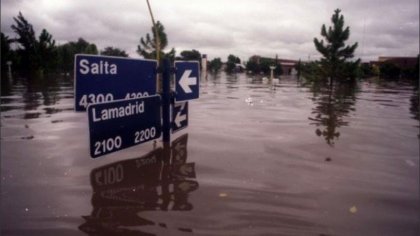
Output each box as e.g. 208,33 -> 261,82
245,97 -> 254,106
21,135 -> 34,140
325,157 -> 332,162
219,193 -> 228,198
349,205 -> 358,214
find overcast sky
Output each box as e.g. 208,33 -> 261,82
1,0 -> 419,62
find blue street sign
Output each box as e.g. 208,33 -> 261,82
87,95 -> 162,158
75,54 -> 157,111
175,61 -> 200,102
172,102 -> 188,133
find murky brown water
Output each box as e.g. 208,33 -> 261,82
1,73 -> 419,236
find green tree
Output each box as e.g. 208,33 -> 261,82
137,21 -> 175,61
246,60 -> 260,74
180,49 -> 201,61
314,9 -> 360,85
38,29 -> 57,72
11,12 -> 39,72
57,38 -> 98,73
1,32 -> 14,72
101,46 -> 128,57
225,54 -> 240,73
11,12 -> 61,73
208,57 -> 222,73
379,62 -> 401,79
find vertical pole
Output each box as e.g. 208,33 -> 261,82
146,0 -> 162,93
162,58 -> 171,143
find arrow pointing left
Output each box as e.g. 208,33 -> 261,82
179,70 -> 197,94
172,102 -> 188,133
174,103 -> 187,128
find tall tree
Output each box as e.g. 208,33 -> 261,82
101,46 -> 128,57
208,57 -> 222,73
1,32 -> 13,72
11,12 -> 39,72
314,9 -> 360,85
57,38 -> 98,73
225,54 -> 241,73
137,21 -> 175,60
38,29 -> 57,72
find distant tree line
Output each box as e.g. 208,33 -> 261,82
0,13 -> 211,77
245,57 -> 282,75
3,11 -> 416,82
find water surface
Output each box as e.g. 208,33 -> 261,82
1,73 -> 419,235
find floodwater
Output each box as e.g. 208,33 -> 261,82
1,73 -> 419,236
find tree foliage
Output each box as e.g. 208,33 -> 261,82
225,54 -> 240,73
137,21 -> 175,61
57,38 -> 98,73
246,57 -> 282,75
208,57 -> 222,73
37,29 -> 57,72
9,12 -> 100,75
246,60 -> 260,74
101,46 -> 128,57
11,12 -> 38,72
314,9 -> 360,83
1,32 -> 14,71
179,49 -> 201,61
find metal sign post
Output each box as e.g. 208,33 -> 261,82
161,58 -> 171,143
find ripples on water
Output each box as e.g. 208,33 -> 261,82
1,73 -> 419,236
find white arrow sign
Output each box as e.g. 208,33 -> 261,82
179,70 -> 197,94
174,103 -> 187,128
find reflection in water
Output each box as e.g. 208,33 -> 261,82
79,134 -> 198,235
410,82 -> 419,138
308,81 -> 358,146
0,75 -> 73,118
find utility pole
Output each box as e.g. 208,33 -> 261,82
146,0 -> 170,142
146,0 -> 162,93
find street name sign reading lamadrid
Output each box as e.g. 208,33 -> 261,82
87,95 -> 162,158
75,54 -> 157,111
175,61 -> 200,102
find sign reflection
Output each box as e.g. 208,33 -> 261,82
79,134 -> 198,235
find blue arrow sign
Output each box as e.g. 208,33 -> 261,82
172,102 -> 188,133
87,95 -> 162,158
75,54 -> 157,111
175,61 -> 200,102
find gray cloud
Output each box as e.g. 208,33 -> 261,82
1,0 -> 418,62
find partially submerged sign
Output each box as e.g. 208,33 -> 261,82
75,55 -> 200,158
75,54 -> 157,111
87,95 -> 162,158
172,101 -> 188,133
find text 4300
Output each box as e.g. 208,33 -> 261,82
79,92 -> 150,109
79,93 -> 113,108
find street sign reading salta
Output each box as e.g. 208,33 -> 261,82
175,61 -> 200,102
75,54 -> 157,111
87,95 -> 162,158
